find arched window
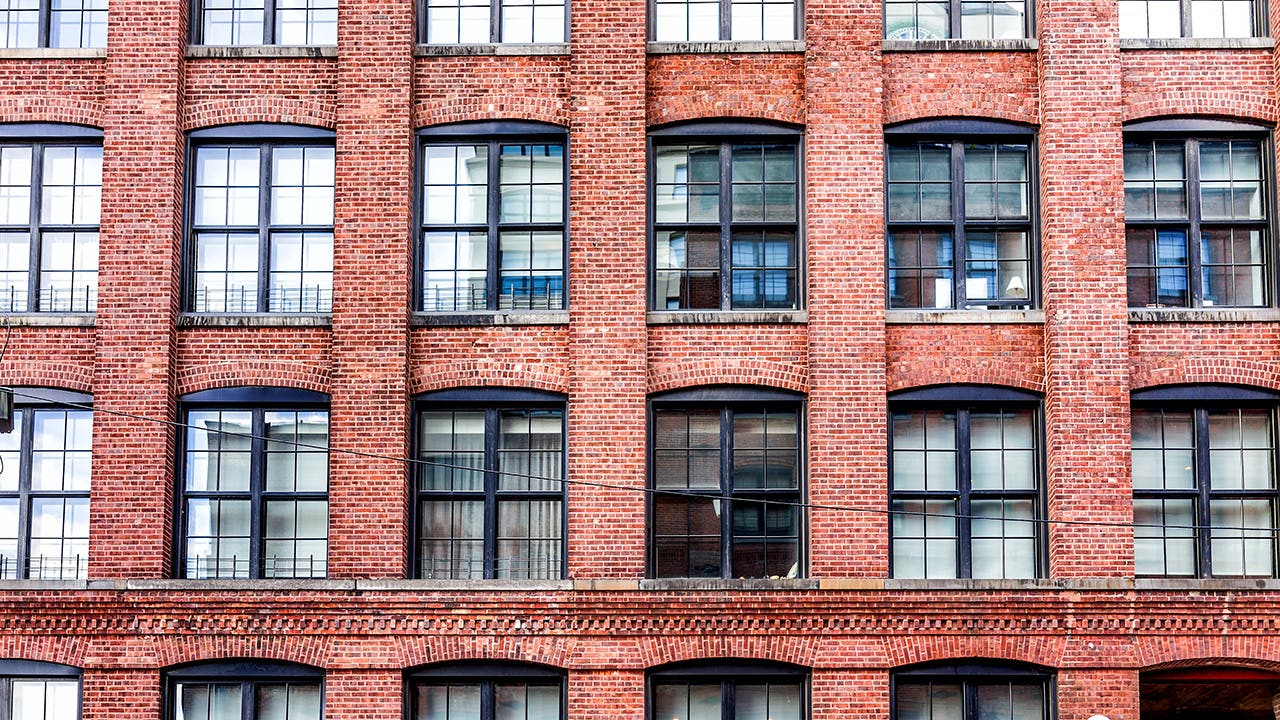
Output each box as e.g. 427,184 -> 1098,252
0,660 -> 80,720
406,662 -> 565,720
648,660 -> 806,720
893,661 -> 1051,720
167,661 -> 322,720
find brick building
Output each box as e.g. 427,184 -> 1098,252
0,0 -> 1279,718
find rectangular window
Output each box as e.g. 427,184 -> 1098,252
0,140 -> 101,313
651,400 -> 801,579
1125,134 -> 1268,308
884,0 -> 1028,39
896,675 -> 1047,720
422,0 -> 566,43
2,675 -> 79,720
180,405 -> 329,579
189,139 -> 335,314
652,133 -> 801,311
420,133 -> 566,313
0,0 -> 106,48
652,0 -> 798,40
1119,0 -> 1257,38
889,403 -> 1041,579
416,403 -> 565,579
652,681 -> 802,720
0,404 -> 91,580
196,0 -> 337,45
1133,405 -> 1278,577
887,134 -> 1035,310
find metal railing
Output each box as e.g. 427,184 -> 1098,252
0,286 -> 97,313
193,286 -> 333,314
418,553 -> 561,580
422,286 -> 564,312
185,554 -> 328,580
0,554 -> 88,580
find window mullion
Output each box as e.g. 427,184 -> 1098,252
1194,407 -> 1213,576
39,0 -> 51,48
719,144 -> 733,310
264,0 -> 277,44
483,409 -> 499,580
1180,0 -> 1193,37
249,410 -> 267,578
720,0 -> 731,40
491,0 -> 502,43
950,0 -> 962,38
487,141 -> 501,311
951,143 -> 967,310
259,145 -> 273,313
481,680 -> 495,720
28,143 -> 43,312
721,406 -> 734,577
15,410 -> 34,578
956,408 -> 973,578
723,679 -> 735,720
241,680 -> 255,720
1186,139 -> 1205,307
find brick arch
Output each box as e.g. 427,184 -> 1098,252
647,360 -> 809,395
885,104 -> 1039,128
886,359 -> 1044,394
647,104 -> 806,128
175,362 -> 331,396
394,635 -> 571,670
0,98 -> 104,128
886,635 -> 1067,670
413,99 -> 570,130
410,363 -> 569,396
1122,98 -> 1277,125
1137,635 -> 1280,671
637,636 -> 819,670
155,636 -> 328,670
0,637 -> 86,668
0,362 -> 93,394
1130,358 -> 1280,393
182,98 -> 337,132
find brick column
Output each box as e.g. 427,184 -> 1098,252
1038,0 -> 1133,578
325,670 -> 403,720
89,0 -> 187,579
81,669 -> 160,720
568,670 -> 645,720
564,0 -> 649,578
812,670 -> 888,720
1058,669 -> 1141,720
327,0 -> 415,578
804,0 -> 889,576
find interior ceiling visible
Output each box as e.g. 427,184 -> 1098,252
1140,682 -> 1277,719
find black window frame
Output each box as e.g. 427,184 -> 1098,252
0,1 -> 107,49
412,387 -> 568,580
883,0 -> 1035,40
647,386 -> 806,580
885,118 -> 1040,312
648,121 -> 805,313
888,384 -> 1046,580
174,386 -> 331,580
0,660 -> 81,720
417,0 -> 570,44
647,660 -> 809,720
647,0 -> 803,41
1118,0 -> 1265,39
166,660 -> 324,720
405,662 -> 566,720
0,123 -> 103,315
891,661 -> 1053,720
189,0 -> 338,46
0,388 -> 93,582
416,121 -> 569,315
1132,384 -> 1280,578
183,124 -> 337,316
1123,118 -> 1274,310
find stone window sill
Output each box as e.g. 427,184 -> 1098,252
412,311 -> 569,327
178,313 -> 332,328
0,313 -> 94,327
639,578 -> 817,591
646,40 -> 805,54
647,310 -> 807,325
186,45 -> 338,59
886,309 -> 1044,324
0,48 -> 104,59
882,38 -> 1038,52
1128,308 -> 1280,323
415,43 -> 570,56
1120,37 -> 1274,50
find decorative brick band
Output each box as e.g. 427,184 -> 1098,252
637,636 -> 819,669
0,361 -> 93,393
0,636 -> 85,667
413,98 -> 570,129
886,635 -> 1068,669
410,363 -> 570,395
0,97 -> 104,128
397,636 -> 570,669
884,101 -> 1039,127
182,98 -> 337,132
175,362 -> 331,396
886,360 -> 1044,394
1122,99 -> 1277,125
647,360 -> 809,395
155,636 -> 328,669
1130,358 -> 1280,393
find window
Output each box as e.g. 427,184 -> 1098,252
0,1 -> 105,48
414,388 -> 565,580
0,660 -> 80,720
894,662 -> 1050,720
407,663 -> 564,720
168,661 -> 321,720
1124,119 -> 1270,309
177,388 -> 329,579
1132,385 -> 1280,577
1119,0 -> 1258,38
884,0 -> 1029,39
193,0 -> 337,46
649,387 -> 802,579
421,0 -> 566,43
651,0 -> 798,40
651,123 -> 802,312
419,123 -> 566,313
889,386 -> 1042,579
0,390 -> 91,581
649,661 -> 806,720
186,125 -> 335,314
0,125 -> 101,314
886,120 -> 1036,311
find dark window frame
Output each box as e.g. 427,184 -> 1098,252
1118,0 -> 1266,39
1131,384 -> 1280,578
647,660 -> 809,720
189,0 -> 338,46
1123,118 -> 1274,310
647,0 -> 804,41
890,661 -> 1052,720
0,1 -> 107,49
174,386 -> 331,580
646,386 -> 806,579
885,118 -> 1040,311
0,388 -> 93,581
183,124 -> 337,315
405,662 -> 567,720
648,121 -> 805,313
411,387 -> 569,580
417,0 -> 570,44
882,0 -> 1035,39
0,660 -> 82,720
165,661 -> 324,720
888,384 -> 1047,579
416,122 -> 569,315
